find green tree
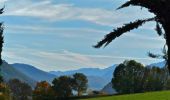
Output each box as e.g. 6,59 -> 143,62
52,76 -> 73,99
112,60 -> 145,94
7,79 -> 32,100
72,73 -> 88,96
112,60 -> 169,94
33,81 -> 55,100
143,67 -> 168,91
165,78 -> 170,90
94,0 -> 169,71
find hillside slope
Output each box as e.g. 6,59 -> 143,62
1,61 -> 36,87
12,63 -> 56,83
101,82 -> 117,95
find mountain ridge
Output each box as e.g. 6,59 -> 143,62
11,63 -> 57,83
1,61 -> 36,88
49,65 -> 117,90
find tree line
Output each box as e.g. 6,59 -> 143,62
112,60 -> 170,94
1,60 -> 168,100
33,73 -> 88,100
0,73 -> 88,100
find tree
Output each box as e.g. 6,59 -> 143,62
0,75 -> 3,83
52,76 -> 73,99
165,77 -> 170,90
143,67 -> 168,91
7,79 -> 32,100
112,60 -> 170,94
112,60 -> 145,94
0,83 -> 11,100
94,0 -> 169,71
0,7 -> 4,65
33,81 -> 55,100
72,73 -> 88,96
0,7 -> 4,83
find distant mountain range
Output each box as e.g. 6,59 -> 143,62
11,63 -> 56,83
0,60 -> 116,90
50,65 -> 117,90
0,60 -> 166,90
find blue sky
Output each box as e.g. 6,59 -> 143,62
0,0 -> 165,71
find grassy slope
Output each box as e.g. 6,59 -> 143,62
81,91 -> 170,100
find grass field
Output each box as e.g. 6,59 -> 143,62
80,91 -> 170,100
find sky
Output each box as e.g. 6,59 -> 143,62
0,0 -> 165,71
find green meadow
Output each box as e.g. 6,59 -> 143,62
80,91 -> 170,100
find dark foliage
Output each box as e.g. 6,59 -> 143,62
7,79 -> 32,100
0,75 -> 3,83
94,0 -> 169,71
112,60 -> 169,94
0,7 -> 4,84
33,74 -> 88,99
52,76 -> 73,98
94,18 -> 155,48
0,7 -> 4,65
148,44 -> 168,65
155,22 -> 163,36
112,60 -> 145,94
72,73 -> 88,96
33,81 -> 55,100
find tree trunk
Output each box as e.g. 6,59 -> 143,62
161,18 -> 169,72
78,89 -> 81,96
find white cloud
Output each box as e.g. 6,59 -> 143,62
3,0 -> 154,26
5,2 -> 118,26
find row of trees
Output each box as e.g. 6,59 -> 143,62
33,73 -> 88,99
112,60 -> 169,94
1,60 -> 168,99
0,79 -> 32,100
8,79 -> 32,100
33,73 -> 88,100
0,73 -> 88,100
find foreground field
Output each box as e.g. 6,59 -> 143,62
80,91 -> 170,100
